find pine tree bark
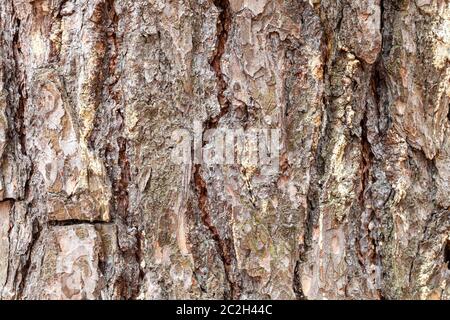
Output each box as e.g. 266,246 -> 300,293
0,0 -> 449,300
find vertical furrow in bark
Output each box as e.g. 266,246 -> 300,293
101,1 -> 142,299
207,0 -> 231,128
17,217 -> 41,299
193,164 -> 240,299
190,0 -> 241,299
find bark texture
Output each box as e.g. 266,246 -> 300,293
0,0 -> 449,300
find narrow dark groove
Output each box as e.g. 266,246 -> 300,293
17,217 -> 41,299
11,12 -> 27,156
193,164 -> 239,299
190,0 -> 240,299
88,0 -> 119,150
116,137 -> 130,219
23,164 -> 34,200
359,107 -> 373,208
295,6 -> 334,296
447,104 -> 450,123
293,260 -> 306,300
444,239 -> 450,270
16,81 -> 26,155
114,125 -> 142,298
369,0 -> 388,300
206,0 -> 231,130
379,0 -> 385,41
105,0 -> 129,222
48,0 -> 69,62
134,228 -> 145,292
294,8 -> 332,298
359,92 -> 382,299
90,0 -> 142,299
240,167 -> 258,208
115,75 -> 141,300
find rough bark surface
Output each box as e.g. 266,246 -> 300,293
0,0 -> 449,300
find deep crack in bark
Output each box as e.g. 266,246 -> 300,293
193,164 -> 239,299
17,216 -> 41,299
207,0 -> 231,129
190,0 -> 240,299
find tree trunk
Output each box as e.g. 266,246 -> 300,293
0,0 -> 449,300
